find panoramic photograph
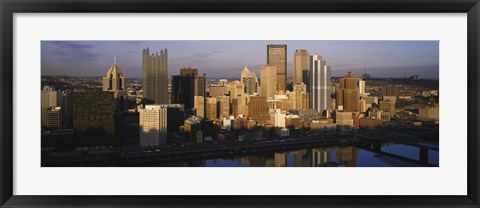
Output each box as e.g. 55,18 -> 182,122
40,40 -> 439,167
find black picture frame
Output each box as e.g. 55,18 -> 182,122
1,0 -> 479,207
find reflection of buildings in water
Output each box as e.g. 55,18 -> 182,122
292,149 -> 311,167
335,146 -> 359,167
274,152 -> 287,167
237,155 -> 275,167
185,160 -> 206,167
310,148 -> 332,167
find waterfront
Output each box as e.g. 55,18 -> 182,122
141,143 -> 439,167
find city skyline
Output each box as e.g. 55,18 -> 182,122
41,40 -> 439,79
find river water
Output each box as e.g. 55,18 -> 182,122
147,144 -> 439,167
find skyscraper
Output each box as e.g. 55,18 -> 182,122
217,95 -> 230,119
102,58 -> 127,98
294,83 -> 309,109
73,88 -> 116,135
293,49 -> 309,84
142,48 -> 168,104
260,65 -> 277,99
248,96 -> 270,123
336,72 -> 359,112
41,86 -> 61,126
194,96 -> 205,118
267,44 -> 287,92
240,66 -> 259,95
171,66 -> 202,110
195,73 -> 206,96
139,105 -> 168,148
209,85 -> 226,98
228,80 -> 244,102
206,97 -> 217,121
310,55 -> 331,112
358,79 -> 366,95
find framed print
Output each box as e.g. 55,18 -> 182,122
1,0 -> 479,207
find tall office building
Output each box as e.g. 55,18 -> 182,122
195,73 -> 206,96
41,86 -> 61,126
358,79 -> 366,95
139,105 -> 168,148
205,97 -> 218,121
46,107 -> 62,129
336,72 -> 359,112
73,89 -> 116,135
248,96 -> 270,123
209,85 -> 226,97
267,44 -> 287,92
310,55 -> 331,112
102,58 -> 127,98
194,96 -> 205,118
171,66 -> 202,110
240,66 -> 259,95
142,48 -> 168,104
228,80 -> 244,102
260,65 -> 277,99
294,83 -> 309,109
293,49 -> 310,84
217,95 -> 230,119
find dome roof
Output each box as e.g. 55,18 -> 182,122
106,64 -> 124,77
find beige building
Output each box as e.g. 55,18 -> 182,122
419,105 -> 439,121
293,49 -> 309,84
267,44 -> 287,93
139,105 -> 168,148
206,97 -> 218,120
336,111 -> 354,129
143,48 -> 168,104
294,83 -> 309,109
379,98 -> 396,117
102,60 -> 127,98
194,96 -> 205,118
218,95 -> 230,119
237,94 -> 250,117
228,80 -> 244,102
240,66 -> 259,95
41,86 -> 61,126
260,65 -> 278,99
209,84 -> 226,98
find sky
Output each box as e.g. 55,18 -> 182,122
41,40 -> 439,79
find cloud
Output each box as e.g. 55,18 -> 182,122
47,41 -> 99,65
49,41 -> 94,49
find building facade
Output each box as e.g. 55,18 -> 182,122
73,89 -> 116,135
240,66 -> 259,95
267,44 -> 287,93
260,65 -> 277,99
293,49 -> 310,84
309,55 -> 332,112
336,72 -> 359,112
139,105 -> 168,148
142,48 -> 168,104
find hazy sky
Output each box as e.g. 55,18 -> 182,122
41,40 -> 439,79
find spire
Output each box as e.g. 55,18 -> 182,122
114,54 -> 116,65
